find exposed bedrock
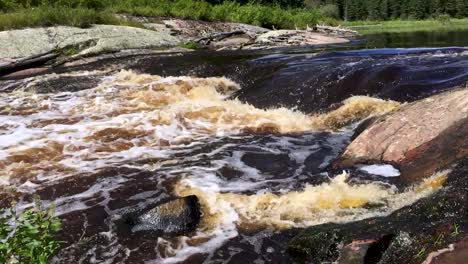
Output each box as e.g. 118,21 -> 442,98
0,25 -> 180,59
123,195 -> 201,235
335,87 -> 468,183
288,158 -> 468,264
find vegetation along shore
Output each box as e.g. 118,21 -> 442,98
0,0 -> 468,34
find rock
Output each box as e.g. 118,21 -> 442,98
160,18 -> 353,50
425,236 -> 468,264
162,19 -> 268,40
336,88 -> 468,183
288,158 -> 468,264
337,239 -> 377,264
0,25 -> 180,59
288,223 -> 343,263
127,195 -> 201,235
254,30 -> 350,48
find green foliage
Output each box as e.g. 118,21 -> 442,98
0,202 -> 61,264
308,0 -> 468,21
0,0 -> 465,31
319,4 -> 339,19
0,6 -> 143,30
0,0 -> 18,11
436,14 -> 451,25
0,0 -> 321,30
344,18 -> 468,34
179,41 -> 198,49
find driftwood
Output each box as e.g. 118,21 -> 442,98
0,51 -> 59,76
196,30 -> 246,45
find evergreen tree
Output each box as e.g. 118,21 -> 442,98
379,0 -> 389,20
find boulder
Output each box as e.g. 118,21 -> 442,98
0,25 -> 180,59
127,195 -> 201,235
336,88 -> 468,183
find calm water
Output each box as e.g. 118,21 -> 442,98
364,29 -> 468,48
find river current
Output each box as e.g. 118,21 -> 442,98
0,45 -> 467,263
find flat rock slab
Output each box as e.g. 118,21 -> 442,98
255,30 -> 350,47
336,88 -> 468,183
163,18 -> 268,39
0,25 -> 180,59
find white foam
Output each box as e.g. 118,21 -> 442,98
360,164 -> 401,177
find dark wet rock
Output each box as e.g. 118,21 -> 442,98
126,195 -> 201,235
335,88 -> 468,183
288,223 -> 343,263
241,153 -> 296,175
288,158 -> 468,264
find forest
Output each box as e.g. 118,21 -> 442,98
304,0 -> 468,20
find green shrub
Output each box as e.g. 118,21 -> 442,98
0,0 -> 321,30
79,0 -> 106,10
0,202 -> 61,264
436,14 -> 451,25
0,0 -> 18,11
319,4 -> 339,19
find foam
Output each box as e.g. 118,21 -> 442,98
0,70 -> 399,185
360,164 -> 401,177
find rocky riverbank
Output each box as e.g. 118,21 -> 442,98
0,17 -> 356,76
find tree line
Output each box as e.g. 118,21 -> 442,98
308,0 -> 468,20
2,0 -> 468,21
207,0 -> 468,20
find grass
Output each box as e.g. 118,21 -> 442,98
0,0 -> 321,31
0,1 -> 466,34
179,41 -> 199,49
0,6 -> 143,31
0,201 -> 62,264
343,18 -> 468,35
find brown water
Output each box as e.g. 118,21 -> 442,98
0,46 -> 467,263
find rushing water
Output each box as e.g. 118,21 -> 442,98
0,43 -> 467,263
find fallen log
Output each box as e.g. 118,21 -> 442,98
196,30 -> 246,45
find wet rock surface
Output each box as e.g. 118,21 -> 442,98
288,157 -> 468,264
336,87 -> 468,183
124,195 -> 201,235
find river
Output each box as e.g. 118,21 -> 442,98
0,30 -> 467,263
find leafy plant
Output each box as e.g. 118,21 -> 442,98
436,14 -> 451,25
0,201 -> 62,264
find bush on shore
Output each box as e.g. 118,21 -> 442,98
0,201 -> 62,263
0,0 -> 321,30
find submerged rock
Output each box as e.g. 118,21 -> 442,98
127,195 -> 201,235
336,88 -> 468,183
